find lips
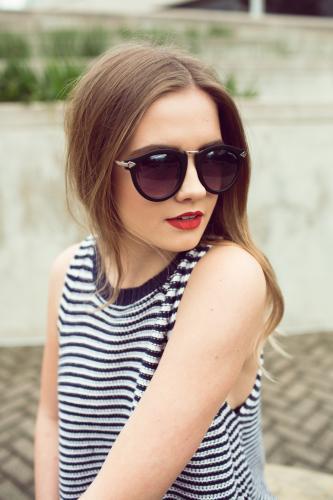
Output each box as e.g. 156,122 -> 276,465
167,211 -> 203,220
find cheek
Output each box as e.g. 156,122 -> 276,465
112,167 -> 135,208
112,168 -> 151,222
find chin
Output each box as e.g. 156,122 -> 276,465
164,233 -> 204,253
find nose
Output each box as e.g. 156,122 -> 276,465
174,151 -> 206,202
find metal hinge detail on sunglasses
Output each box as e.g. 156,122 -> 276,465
115,160 -> 136,169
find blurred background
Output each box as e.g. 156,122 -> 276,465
0,1 -> 332,499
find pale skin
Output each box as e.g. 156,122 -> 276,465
35,85 -> 267,500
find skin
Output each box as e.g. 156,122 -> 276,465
111,84 -> 221,288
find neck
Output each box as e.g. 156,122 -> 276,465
106,241 -> 177,289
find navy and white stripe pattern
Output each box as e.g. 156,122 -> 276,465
57,234 -> 275,499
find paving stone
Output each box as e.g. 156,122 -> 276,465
284,442 -> 327,470
322,400 -> 333,414
266,446 -> 293,465
18,419 -> 36,439
1,455 -> 32,485
275,425 -> 310,447
288,397 -> 318,420
264,406 -> 303,429
265,463 -> 333,500
261,331 -> 333,476
9,437 -> 34,464
0,400 -> 27,419
325,455 -> 333,472
312,427 -> 333,455
303,410 -> 331,434
262,432 -> 281,451
310,387 -> 333,405
0,448 -> 10,463
284,382 -> 308,401
0,480 -> 30,500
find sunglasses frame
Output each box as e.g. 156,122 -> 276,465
115,143 -> 247,202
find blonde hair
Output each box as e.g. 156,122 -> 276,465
64,40 -> 286,379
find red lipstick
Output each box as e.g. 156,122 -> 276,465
167,211 -> 203,219
166,211 -> 203,230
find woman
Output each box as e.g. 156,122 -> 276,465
34,40 -> 284,499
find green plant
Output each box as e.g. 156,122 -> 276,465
206,25 -> 233,38
113,25 -> 206,54
241,86 -> 258,98
115,26 -> 176,45
183,27 -> 201,54
39,28 -> 110,58
269,40 -> 292,56
0,32 -> 31,58
115,26 -> 133,40
224,73 -> 238,95
39,30 -> 81,57
0,59 -> 38,102
79,27 -> 110,56
39,61 -> 85,101
224,73 -> 258,98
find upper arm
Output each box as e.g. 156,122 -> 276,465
173,242 -> 267,367
82,243 -> 267,500
37,242 -> 81,421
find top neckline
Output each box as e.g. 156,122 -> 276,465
91,244 -> 188,306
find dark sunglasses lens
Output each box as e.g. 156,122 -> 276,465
201,148 -> 239,191
136,152 -> 181,199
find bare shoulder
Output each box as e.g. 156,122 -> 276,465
48,241 -> 82,314
178,239 -> 267,318
51,241 -> 81,276
174,240 -> 268,349
197,240 -> 267,294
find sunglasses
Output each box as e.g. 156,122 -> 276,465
115,143 -> 247,202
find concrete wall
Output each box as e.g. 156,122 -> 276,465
0,103 -> 85,346
1,101 -> 332,345
25,0 -> 189,14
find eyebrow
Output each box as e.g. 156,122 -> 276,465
126,139 -> 224,158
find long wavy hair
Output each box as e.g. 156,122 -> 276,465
64,40 -> 286,378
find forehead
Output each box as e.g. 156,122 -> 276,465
125,86 -> 222,154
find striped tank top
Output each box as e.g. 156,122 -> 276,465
57,234 -> 276,500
